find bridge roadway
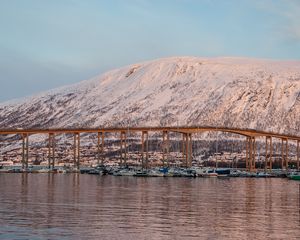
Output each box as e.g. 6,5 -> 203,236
0,126 -> 299,171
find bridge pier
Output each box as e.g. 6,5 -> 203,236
281,138 -> 288,170
166,132 -> 170,167
297,140 -> 299,171
74,133 -> 80,169
141,132 -> 144,168
183,133 -> 192,168
270,137 -> 273,170
120,132 -> 123,166
245,137 -> 249,170
97,132 -> 105,166
48,133 -> 55,169
97,132 -> 101,165
265,136 -> 273,171
22,133 -> 29,170
102,132 -> 105,165
188,133 -> 192,168
252,137 -> 256,171
185,134 -> 189,168
145,131 -> 149,169
286,139 -> 289,169
182,133 -> 186,167
247,136 -> 256,172
162,131 -> 170,167
120,131 -> 127,166
162,131 -> 166,166
141,131 -> 149,169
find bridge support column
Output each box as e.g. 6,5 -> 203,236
22,133 -> 29,170
248,137 -> 252,171
297,140 -> 299,171
124,132 -> 127,165
120,131 -> 127,166
141,131 -> 149,169
166,131 -> 170,167
162,131 -> 166,166
142,131 -> 149,169
188,133 -> 192,168
248,136 -> 256,172
265,137 -> 268,171
270,137 -> 273,170
97,132 -> 101,165
146,131 -> 149,169
281,138 -> 288,170
281,139 -> 284,169
97,132 -> 105,166
162,131 -> 169,167
184,133 -> 192,168
22,134 -> 25,169
101,132 -> 105,166
245,137 -> 249,170
74,133 -> 80,169
252,137 -> 256,171
141,132 -> 144,168
48,133 -> 55,169
182,133 -> 186,167
286,139 -> 289,169
265,137 -> 272,171
185,133 -> 189,168
120,132 -> 123,166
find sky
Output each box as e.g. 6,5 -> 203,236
0,0 -> 300,102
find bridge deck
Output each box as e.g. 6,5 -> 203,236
0,126 -> 299,141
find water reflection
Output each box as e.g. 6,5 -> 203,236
0,174 -> 299,239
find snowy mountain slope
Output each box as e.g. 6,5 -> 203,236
1,56 -> 300,135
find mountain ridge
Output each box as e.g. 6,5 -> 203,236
1,56 -> 300,135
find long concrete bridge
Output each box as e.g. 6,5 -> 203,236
0,126 -> 299,171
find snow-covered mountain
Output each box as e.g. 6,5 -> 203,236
1,56 -> 300,135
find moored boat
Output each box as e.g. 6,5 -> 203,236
290,175 -> 300,180
148,169 -> 164,177
117,169 -> 135,176
255,172 -> 271,178
134,170 -> 148,177
88,169 -> 103,175
200,169 -> 218,177
288,172 -> 300,181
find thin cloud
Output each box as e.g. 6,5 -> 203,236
254,0 -> 300,42
282,1 -> 300,41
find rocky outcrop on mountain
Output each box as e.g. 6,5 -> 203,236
1,57 -> 300,136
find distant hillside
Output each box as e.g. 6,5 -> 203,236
1,56 -> 300,135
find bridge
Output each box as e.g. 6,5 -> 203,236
0,126 -> 299,171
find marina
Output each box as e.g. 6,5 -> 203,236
1,165 -> 300,181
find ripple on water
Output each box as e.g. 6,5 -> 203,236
0,174 -> 299,240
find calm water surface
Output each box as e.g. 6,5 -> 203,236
0,174 -> 299,239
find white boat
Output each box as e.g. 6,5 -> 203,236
37,168 -> 51,173
202,172 -> 218,177
134,170 -> 148,177
255,172 -> 271,178
88,169 -> 104,175
198,168 -> 218,177
115,169 -> 135,176
147,169 -> 164,177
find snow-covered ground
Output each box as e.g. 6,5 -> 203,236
1,56 -> 300,135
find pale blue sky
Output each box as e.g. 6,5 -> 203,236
0,0 -> 300,101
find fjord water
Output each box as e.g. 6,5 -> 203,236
0,174 -> 299,240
